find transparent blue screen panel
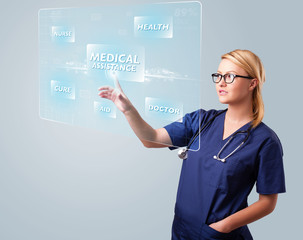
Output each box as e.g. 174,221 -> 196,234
39,1 -> 202,150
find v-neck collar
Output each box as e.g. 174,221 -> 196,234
220,110 -> 252,142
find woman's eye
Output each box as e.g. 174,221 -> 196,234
227,74 -> 234,80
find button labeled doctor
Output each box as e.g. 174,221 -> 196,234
148,105 -> 180,115
145,97 -> 183,122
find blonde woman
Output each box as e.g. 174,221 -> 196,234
98,49 -> 286,240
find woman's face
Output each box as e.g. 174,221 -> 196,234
215,59 -> 256,106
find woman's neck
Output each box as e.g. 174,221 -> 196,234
226,102 -> 253,124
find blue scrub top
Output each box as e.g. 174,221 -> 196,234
164,109 -> 286,233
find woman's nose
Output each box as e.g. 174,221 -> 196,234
219,79 -> 227,87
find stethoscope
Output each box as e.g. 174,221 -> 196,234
178,109 -> 252,162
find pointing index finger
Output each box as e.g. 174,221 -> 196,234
98,86 -> 111,91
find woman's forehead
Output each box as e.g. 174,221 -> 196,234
217,59 -> 247,75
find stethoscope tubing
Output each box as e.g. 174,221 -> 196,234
187,109 -> 228,149
178,109 -> 251,161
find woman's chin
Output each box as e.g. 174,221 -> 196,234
218,98 -> 229,104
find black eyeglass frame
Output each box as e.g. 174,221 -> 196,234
211,73 -> 254,84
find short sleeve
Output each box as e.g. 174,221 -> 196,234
256,139 -> 286,194
163,109 -> 203,150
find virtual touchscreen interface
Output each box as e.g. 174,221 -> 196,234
39,1 -> 202,149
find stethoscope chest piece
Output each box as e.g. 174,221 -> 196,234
178,148 -> 188,160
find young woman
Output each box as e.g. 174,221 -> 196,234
98,49 -> 286,240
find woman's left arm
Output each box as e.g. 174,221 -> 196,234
209,193 -> 278,233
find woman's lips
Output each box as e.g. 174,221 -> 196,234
219,90 -> 228,96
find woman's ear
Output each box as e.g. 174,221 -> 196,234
249,78 -> 258,91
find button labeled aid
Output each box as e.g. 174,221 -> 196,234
51,80 -> 75,100
145,97 -> 183,122
94,101 -> 116,118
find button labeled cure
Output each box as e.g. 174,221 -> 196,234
54,86 -> 72,94
145,97 -> 183,122
51,80 -> 75,100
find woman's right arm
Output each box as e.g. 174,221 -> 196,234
98,76 -> 172,148
123,106 -> 173,148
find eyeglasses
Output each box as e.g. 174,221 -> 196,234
211,73 -> 253,84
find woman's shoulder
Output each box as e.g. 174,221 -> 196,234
186,108 -> 224,121
252,121 -> 283,149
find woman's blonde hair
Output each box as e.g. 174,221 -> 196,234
221,49 -> 266,128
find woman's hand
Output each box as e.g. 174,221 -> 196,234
97,73 -> 172,148
209,220 -> 231,233
98,75 -> 133,114
209,194 -> 278,234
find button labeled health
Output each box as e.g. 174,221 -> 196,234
134,16 -> 173,38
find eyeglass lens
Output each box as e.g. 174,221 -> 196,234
212,73 -> 235,83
